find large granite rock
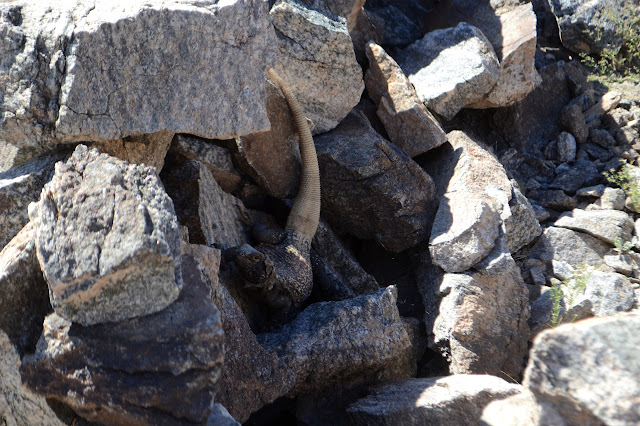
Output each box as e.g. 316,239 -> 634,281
0,330 -> 64,426
481,389 -> 566,426
429,131 -> 512,273
364,42 -> 446,157
0,0 -> 275,147
524,313 -> 640,425
30,145 -> 182,326
316,111 -> 436,252
554,208 -> 634,245
258,286 -> 413,395
0,149 -> 69,251
503,184 -> 542,253
21,254 -> 225,425
394,22 -> 500,119
270,0 -> 364,134
0,223 -> 51,356
347,375 -> 522,425
299,0 -> 365,30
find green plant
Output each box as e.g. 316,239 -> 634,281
613,236 -> 638,255
549,263 -> 593,327
579,3 -> 640,83
605,161 -> 640,210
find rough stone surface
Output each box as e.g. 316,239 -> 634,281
504,184 -> 542,254
427,235 -> 530,379
429,131 -> 512,272
92,131 -> 173,173
0,330 -> 64,426
207,403 -> 241,426
468,3 -> 541,108
161,155 -> 248,250
0,0 -> 275,147
585,90 -> 622,121
0,222 -> 51,356
525,313 -> 640,425
371,5 -> 420,47
270,0 -> 364,134
235,79 -> 301,199
527,189 -> 577,211
587,187 -> 626,210
481,389 -> 566,426
31,145 -> 182,326
394,22 -> 500,119
316,111 -> 436,252
590,127 -> 617,148
258,286 -> 413,395
554,208 -> 634,245
560,102 -> 589,144
299,0 -> 365,30
364,42 -> 446,157
347,375 -> 522,425
21,254 -> 224,425
557,131 -> 577,163
0,149 -> 69,251
549,159 -> 599,193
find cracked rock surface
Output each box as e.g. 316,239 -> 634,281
30,145 -> 182,326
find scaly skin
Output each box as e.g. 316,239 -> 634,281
229,68 -> 320,308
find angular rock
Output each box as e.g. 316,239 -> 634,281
161,155 -> 248,250
0,0 -> 275,147
394,22 -> 500,119
92,131 -> 173,172
554,208 -> 634,245
587,187 -> 626,211
467,3 -> 541,108
235,78 -> 301,198
370,5 -> 421,47
590,127 -> 617,148
21,254 -> 224,425
504,184 -> 542,253
428,235 -> 530,379
270,0 -> 364,134
349,7 -> 385,64
0,330 -> 64,426
429,131 -> 512,272
347,375 -> 521,425
527,189 -> 577,211
525,313 -> 640,425
557,131 -> 577,162
577,184 -> 605,198
207,404 -> 241,426
364,42 -> 446,157
31,145 -> 182,326
559,102 -> 589,144
547,0 -> 634,54
481,389 -> 566,426
169,134 -> 242,193
299,0 -> 365,30
258,286 -> 413,395
0,149 -> 69,251
0,222 -> 51,356
549,159 -> 599,193
316,111 -> 436,252
584,90 -> 622,121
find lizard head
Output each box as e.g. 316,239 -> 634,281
228,244 -> 275,288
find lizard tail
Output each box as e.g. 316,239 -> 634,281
267,68 -> 321,242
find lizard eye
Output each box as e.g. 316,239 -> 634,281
251,254 -> 262,262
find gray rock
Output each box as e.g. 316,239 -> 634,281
349,7 -> 385,64
559,103 -> 589,144
556,131 -> 577,162
577,184 -> 605,197
525,313 -> 640,425
554,208 -> 634,245
581,142 -> 613,161
316,111 -> 436,252
0,0 -> 274,147
531,203 -> 551,222
0,149 -> 69,251
258,286 -> 413,395
586,187 -> 626,210
92,131 -> 173,172
207,403 -> 241,426
584,90 -> 622,122
364,42 -> 446,157
590,127 -> 617,148
161,156 -> 248,250
394,22 -> 500,119
504,184 -> 542,253
21,254 -> 224,425
372,5 -> 421,46
270,0 -> 364,134
347,375 -> 521,425
527,189 -> 577,211
616,124 -> 640,145
481,389 -> 567,426
0,222 -> 51,356
299,0 -> 365,30
169,134 -> 242,194
235,79 -> 301,198
547,0 -> 634,54
31,145 -> 182,326
604,253 -> 638,276
0,330 -> 64,426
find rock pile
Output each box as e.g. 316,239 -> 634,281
1,0 -> 640,424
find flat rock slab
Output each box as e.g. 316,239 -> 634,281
0,149 -> 69,251
0,0 -> 274,147
0,222 -> 51,356
258,286 -> 413,395
554,208 -> 634,245
31,145 -> 182,326
315,111 -> 436,252
347,375 -> 521,425
503,184 -> 542,253
270,0 -> 364,134
364,42 -> 446,157
524,313 -> 640,425
0,331 -> 64,426
394,22 -> 500,119
21,254 -> 224,425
